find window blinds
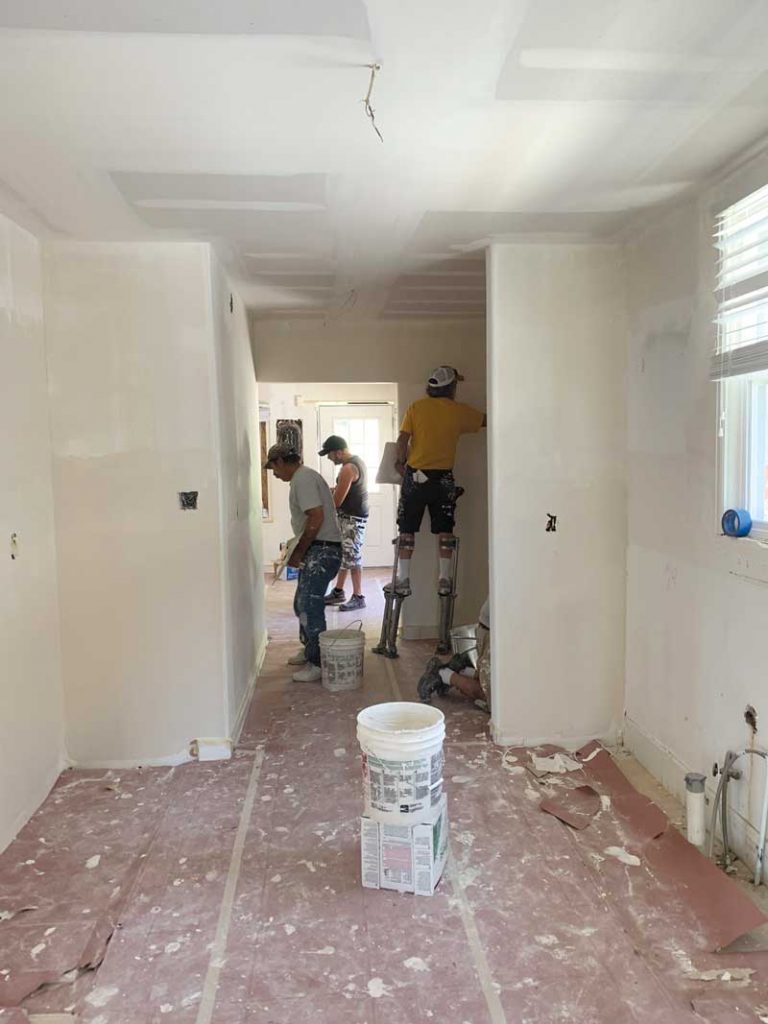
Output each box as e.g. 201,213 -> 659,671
711,182 -> 768,381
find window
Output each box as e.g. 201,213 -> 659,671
713,183 -> 768,535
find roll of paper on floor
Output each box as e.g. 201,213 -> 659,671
722,508 -> 752,537
685,772 -> 707,847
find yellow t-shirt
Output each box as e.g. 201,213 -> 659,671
400,397 -> 485,470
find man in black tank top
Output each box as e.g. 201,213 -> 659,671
318,435 -> 369,611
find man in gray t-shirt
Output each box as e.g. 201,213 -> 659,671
265,443 -> 342,683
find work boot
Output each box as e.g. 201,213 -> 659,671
292,664 -> 322,683
417,656 -> 447,703
324,587 -> 345,605
339,594 -> 366,611
446,650 -> 474,673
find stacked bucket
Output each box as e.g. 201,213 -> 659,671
356,702 -> 448,895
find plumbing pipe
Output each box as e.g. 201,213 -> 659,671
685,772 -> 707,847
709,747 -> 768,885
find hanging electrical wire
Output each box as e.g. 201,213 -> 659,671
363,63 -> 384,143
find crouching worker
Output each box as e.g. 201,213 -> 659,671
417,598 -> 491,711
264,443 -> 342,683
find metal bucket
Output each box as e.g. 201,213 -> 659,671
449,623 -> 478,669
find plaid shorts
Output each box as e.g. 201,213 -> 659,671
338,513 -> 367,569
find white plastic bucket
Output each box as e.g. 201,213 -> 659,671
319,625 -> 365,692
357,702 -> 445,824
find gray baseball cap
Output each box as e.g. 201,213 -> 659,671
263,442 -> 299,468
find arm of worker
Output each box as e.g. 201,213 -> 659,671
394,430 -> 411,478
289,506 -> 324,566
457,404 -> 486,433
332,463 -> 358,508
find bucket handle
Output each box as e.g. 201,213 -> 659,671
323,619 -> 364,648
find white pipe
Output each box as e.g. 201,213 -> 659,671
685,772 -> 706,847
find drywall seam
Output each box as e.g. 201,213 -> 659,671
38,242 -> 68,779
195,745 -> 265,1024
203,248 -> 235,734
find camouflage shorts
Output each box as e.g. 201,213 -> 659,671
338,513 -> 367,569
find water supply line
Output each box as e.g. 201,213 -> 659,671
707,747 -> 768,885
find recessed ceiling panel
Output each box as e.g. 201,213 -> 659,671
0,0 -> 371,38
131,207 -> 333,251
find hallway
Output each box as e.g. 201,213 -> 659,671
2,573 -> 767,1023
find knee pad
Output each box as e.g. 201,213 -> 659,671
442,535 -> 458,550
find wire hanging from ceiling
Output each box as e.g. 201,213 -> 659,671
363,63 -> 384,143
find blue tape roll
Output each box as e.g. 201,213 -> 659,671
722,508 -> 752,537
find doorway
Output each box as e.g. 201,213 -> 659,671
257,382 -> 399,573
317,403 -> 398,567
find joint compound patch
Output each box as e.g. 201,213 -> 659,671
604,846 -> 641,867
404,957 -> 430,972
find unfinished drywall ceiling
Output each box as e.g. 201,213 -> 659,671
1,0 -> 768,318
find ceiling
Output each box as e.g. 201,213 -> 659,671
1,0 -> 768,320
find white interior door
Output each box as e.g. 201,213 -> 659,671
317,404 -> 397,567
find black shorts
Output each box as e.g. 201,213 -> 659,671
397,467 -> 459,535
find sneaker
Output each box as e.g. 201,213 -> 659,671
292,664 -> 323,683
384,579 -> 411,598
324,588 -> 345,605
287,649 -> 307,666
438,577 -> 453,596
339,594 -> 366,611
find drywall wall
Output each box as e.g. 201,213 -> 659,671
624,149 -> 768,872
252,318 -> 488,629
487,243 -> 627,746
259,380 -> 397,568
0,213 -> 65,853
209,253 -> 267,738
43,242 -> 228,765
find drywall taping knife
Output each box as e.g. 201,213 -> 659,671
272,536 -> 300,585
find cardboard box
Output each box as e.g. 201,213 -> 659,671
361,794 -> 448,896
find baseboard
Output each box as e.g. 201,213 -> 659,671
231,630 -> 268,746
400,624 -> 440,640
623,716 -> 763,874
489,720 -> 620,751
0,756 -> 63,855
66,747 -> 194,770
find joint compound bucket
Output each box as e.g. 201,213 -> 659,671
319,624 -> 365,692
357,702 -> 445,824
